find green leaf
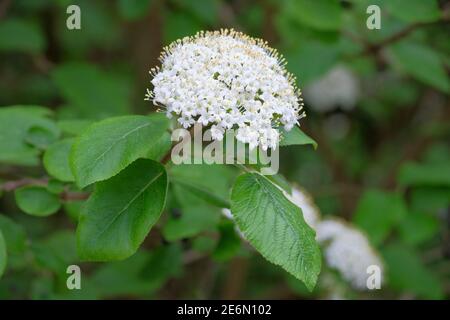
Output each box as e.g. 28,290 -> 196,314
162,183 -> 221,241
162,205 -> 220,241
284,0 -> 342,31
383,243 -> 444,299
117,0 -> 152,21
0,106 -> 59,166
70,114 -> 169,188
43,138 -> 75,182
77,159 -> 168,261
213,221 -> 241,261
280,126 -> 317,149
0,229 -> 6,279
146,131 -> 172,161
15,186 -> 61,217
284,41 -> 340,85
398,211 -> 439,246
57,119 -> 93,136
0,215 -> 27,254
398,162 -> 450,187
231,172 -> 321,290
32,231 -> 78,275
353,190 -> 407,245
169,164 -> 236,208
0,18 -> 45,53
171,0 -> 219,25
385,0 -> 441,23
52,63 -> 132,119
163,11 -> 202,44
25,125 -> 60,149
389,41 -> 450,93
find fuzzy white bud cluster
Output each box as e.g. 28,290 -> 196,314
304,65 -> 359,112
147,29 -> 304,151
317,219 -> 383,290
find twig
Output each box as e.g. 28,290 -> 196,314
60,191 -> 90,201
1,177 -> 90,201
351,15 -> 450,58
1,178 -> 48,192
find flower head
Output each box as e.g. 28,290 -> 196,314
147,29 -> 304,150
316,219 -> 383,290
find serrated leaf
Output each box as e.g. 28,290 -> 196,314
231,172 -> 321,290
70,114 -> 169,188
280,126 -> 317,149
15,186 -> 61,217
77,159 -> 168,261
43,138 -> 75,182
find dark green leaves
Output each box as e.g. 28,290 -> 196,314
389,41 -> 450,93
398,162 -> 450,187
52,63 -> 132,119
0,18 -> 45,53
15,186 -> 61,217
353,190 -> 407,245
284,0 -> 342,31
231,173 -> 321,290
70,114 -> 169,188
385,0 -> 440,23
77,159 -> 168,261
0,215 -> 27,254
383,243 -> 444,299
117,0 -> 153,21
280,126 -> 317,149
0,106 -> 59,166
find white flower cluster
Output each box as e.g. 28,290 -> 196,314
317,219 -> 383,290
304,65 -> 359,112
286,186 -> 383,291
223,184 -> 382,291
147,29 -> 304,151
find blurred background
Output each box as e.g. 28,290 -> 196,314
0,0 -> 449,299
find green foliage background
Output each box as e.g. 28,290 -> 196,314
0,0 -> 449,299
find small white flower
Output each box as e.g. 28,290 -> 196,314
148,29 -> 305,150
316,219 -> 383,290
